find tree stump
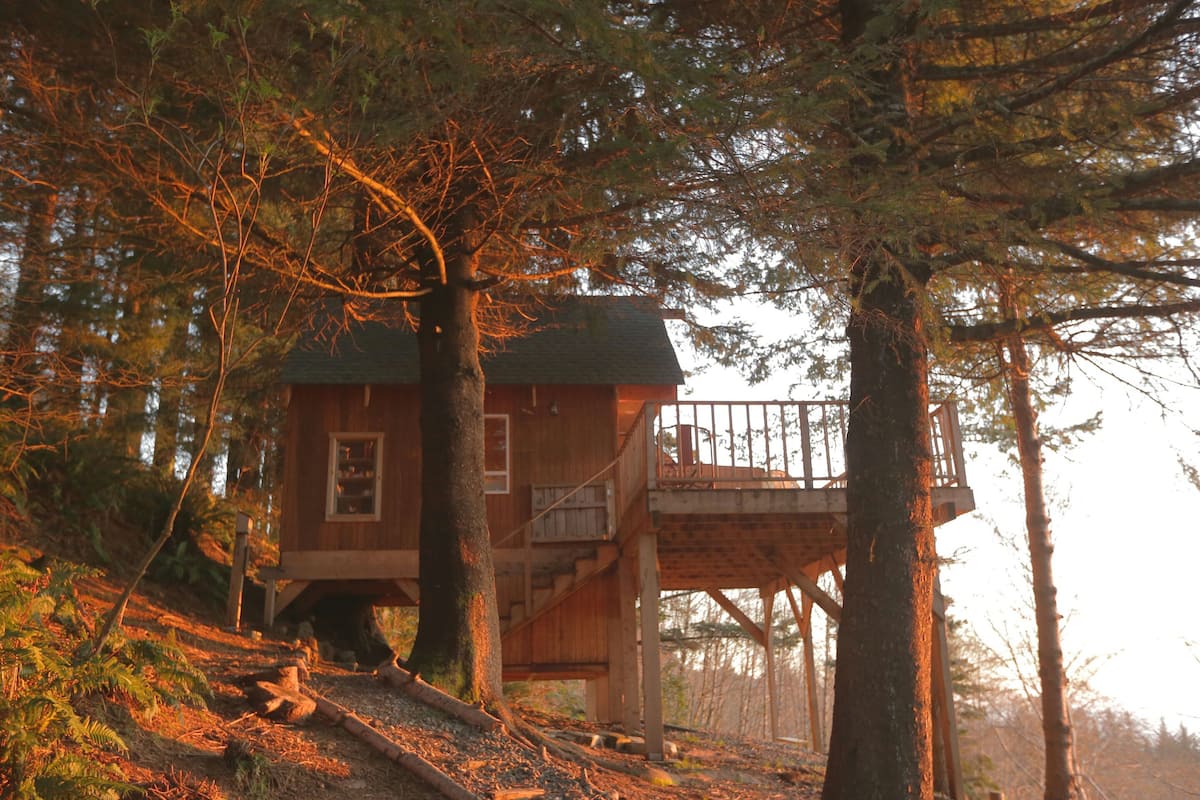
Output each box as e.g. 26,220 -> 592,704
240,664 -> 315,723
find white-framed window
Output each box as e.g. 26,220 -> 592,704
327,433 -> 383,521
484,414 -> 509,494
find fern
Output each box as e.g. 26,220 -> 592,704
0,553 -> 210,799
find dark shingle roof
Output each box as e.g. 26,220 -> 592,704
282,296 -> 685,386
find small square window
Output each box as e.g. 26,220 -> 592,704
484,414 -> 509,494
327,433 -> 383,520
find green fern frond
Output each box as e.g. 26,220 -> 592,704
65,716 -> 127,753
28,752 -> 130,799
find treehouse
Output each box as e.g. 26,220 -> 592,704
268,295 -> 975,775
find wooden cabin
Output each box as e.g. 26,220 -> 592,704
268,295 -> 976,776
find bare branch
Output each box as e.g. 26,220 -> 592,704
290,117 -> 448,286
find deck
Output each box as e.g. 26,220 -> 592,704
607,400 -> 974,590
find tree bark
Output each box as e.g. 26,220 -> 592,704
822,4 -> 937,799
822,251 -> 936,800
406,212 -> 505,706
2,188 -> 58,388
1001,286 -> 1086,800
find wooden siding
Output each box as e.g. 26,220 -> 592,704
282,383 -> 627,555
484,385 -> 620,548
281,385 -> 422,554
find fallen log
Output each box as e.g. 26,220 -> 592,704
376,660 -> 507,735
306,689 -> 480,800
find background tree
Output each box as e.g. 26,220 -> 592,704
688,2 -> 1200,797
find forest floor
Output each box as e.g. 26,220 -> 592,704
73,574 -> 826,800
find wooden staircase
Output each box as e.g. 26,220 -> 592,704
501,542 -> 618,636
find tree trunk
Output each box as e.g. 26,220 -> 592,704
153,378 -> 182,474
2,189 -> 58,387
822,4 -> 936,800
823,251 -> 936,800
406,216 -> 504,706
1002,295 -> 1086,800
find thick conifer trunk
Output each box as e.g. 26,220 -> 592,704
822,254 -> 936,800
1002,314 -> 1086,800
406,221 -> 504,706
822,3 -> 936,799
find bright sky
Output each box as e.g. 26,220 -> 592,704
667,308 -> 1200,731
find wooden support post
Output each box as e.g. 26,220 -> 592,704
618,549 -> 640,733
606,574 -> 624,724
225,512 -> 251,630
760,587 -> 778,741
585,677 -> 610,722
637,533 -> 664,760
786,586 -> 823,752
263,578 -> 276,628
932,575 -> 964,800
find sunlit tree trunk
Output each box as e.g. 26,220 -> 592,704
823,3 -> 936,798
406,210 -> 504,706
1001,281 -> 1087,800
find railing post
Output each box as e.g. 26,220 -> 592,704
799,403 -> 814,489
645,402 -> 657,491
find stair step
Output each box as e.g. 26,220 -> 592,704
510,603 -> 526,624
532,587 -> 552,608
553,572 -> 573,595
596,543 -> 619,568
574,558 -> 596,581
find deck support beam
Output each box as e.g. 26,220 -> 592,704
761,587 -> 779,741
786,586 -> 824,752
932,575 -> 964,799
601,570 -> 624,724
770,552 -> 842,623
637,532 -> 665,760
706,589 -> 766,646
618,548 -> 640,733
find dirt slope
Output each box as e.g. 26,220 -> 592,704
77,576 -> 824,800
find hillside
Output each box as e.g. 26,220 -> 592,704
4,549 -> 825,800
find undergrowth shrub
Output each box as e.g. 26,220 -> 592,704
0,554 -> 210,799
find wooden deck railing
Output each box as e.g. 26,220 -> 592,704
614,400 -> 968,521
614,404 -> 652,528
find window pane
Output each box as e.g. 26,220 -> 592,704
330,434 -> 382,519
484,417 -> 507,472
